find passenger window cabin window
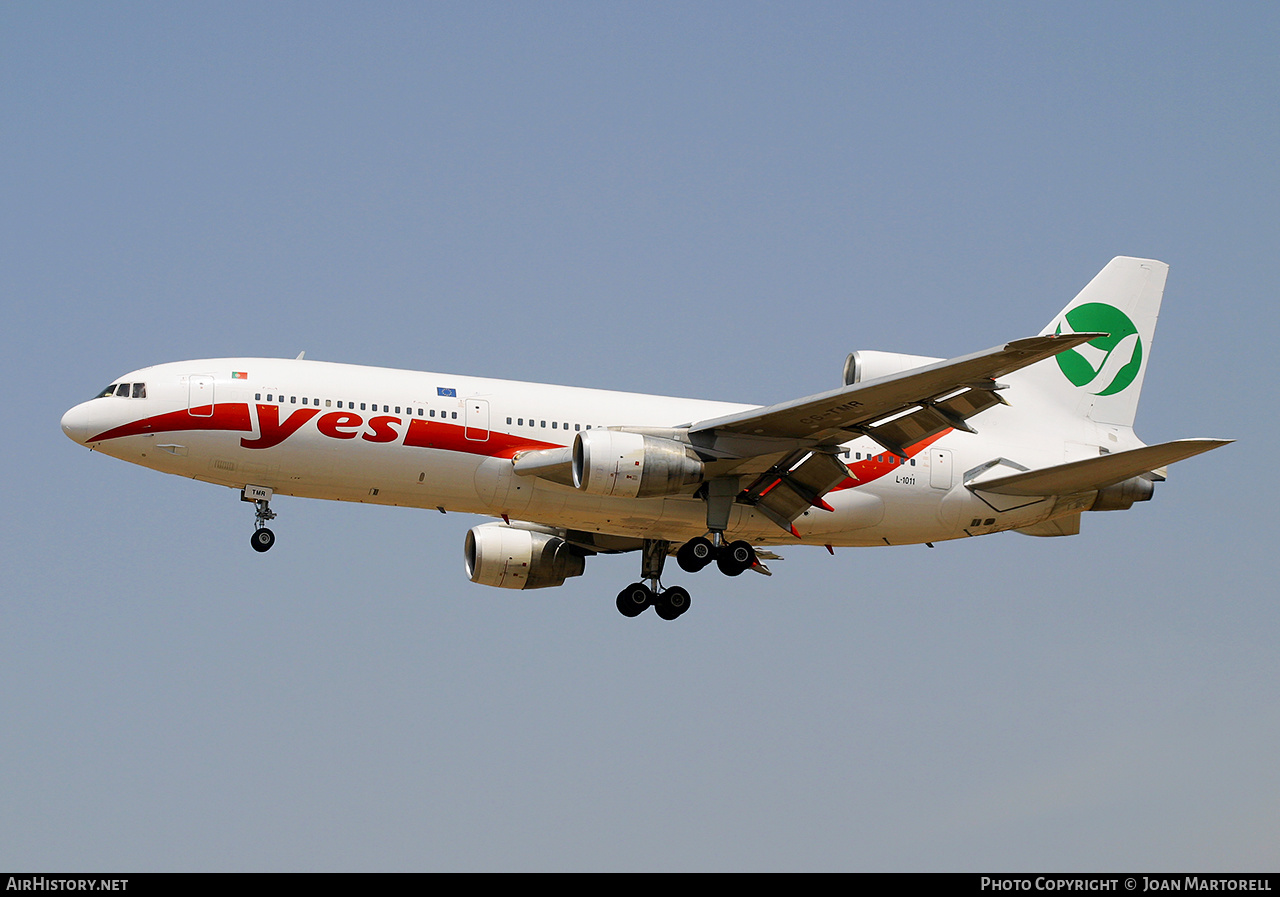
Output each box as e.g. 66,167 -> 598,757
541,420 -> 546,428
302,397 -> 308,405
395,406 -> 401,414
360,403 -> 367,411
506,417 -> 512,425
575,424 -> 580,431
552,421 -> 557,429
291,396 -> 297,404
255,393 -> 262,401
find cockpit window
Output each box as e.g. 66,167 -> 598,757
96,382 -> 147,399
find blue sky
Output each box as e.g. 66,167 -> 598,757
2,2 -> 1277,871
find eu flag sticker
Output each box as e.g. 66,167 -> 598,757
437,387 -> 456,397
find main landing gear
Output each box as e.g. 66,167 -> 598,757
675,535 -> 756,577
615,539 -> 691,621
614,535 -> 759,621
242,485 -> 277,553
615,580 -> 691,621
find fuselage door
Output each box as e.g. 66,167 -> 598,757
188,375 -> 215,417
929,448 -> 953,489
465,399 -> 490,442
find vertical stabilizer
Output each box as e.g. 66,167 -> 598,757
1017,256 -> 1168,428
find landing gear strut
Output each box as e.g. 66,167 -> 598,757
614,476 -> 764,619
242,485 -> 277,553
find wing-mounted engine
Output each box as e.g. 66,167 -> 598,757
843,350 -> 943,385
465,522 -> 586,590
571,430 -> 705,498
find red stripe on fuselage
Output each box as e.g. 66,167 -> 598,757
402,417 -> 559,458
89,401 -> 564,459
89,404 -> 254,442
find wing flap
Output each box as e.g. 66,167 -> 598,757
857,386 -> 1007,456
740,449 -> 853,532
970,438 -> 1232,496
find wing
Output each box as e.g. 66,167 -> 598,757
512,332 -> 1103,536
686,333 -> 1102,451
680,333 -> 1102,533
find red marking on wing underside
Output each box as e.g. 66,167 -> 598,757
829,429 -> 951,491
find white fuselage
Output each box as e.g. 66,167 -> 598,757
61,356 -> 1128,548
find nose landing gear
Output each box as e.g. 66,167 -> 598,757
242,485 -> 277,553
250,524 -> 276,552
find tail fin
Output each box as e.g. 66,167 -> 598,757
1014,256 -> 1168,428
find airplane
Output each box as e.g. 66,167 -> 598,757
61,257 -> 1230,620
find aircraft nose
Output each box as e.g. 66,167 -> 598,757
61,402 -> 96,445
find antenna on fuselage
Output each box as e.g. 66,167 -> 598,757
295,351 -> 306,360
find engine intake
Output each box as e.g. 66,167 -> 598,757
465,523 -> 585,590
572,430 -> 705,498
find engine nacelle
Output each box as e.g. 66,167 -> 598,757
572,429 -> 705,498
843,350 -> 944,386
465,523 -> 585,590
1090,476 -> 1155,511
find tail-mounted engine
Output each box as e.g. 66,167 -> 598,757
1090,476 -> 1155,511
843,350 -> 944,385
465,523 -> 586,590
572,430 -> 705,498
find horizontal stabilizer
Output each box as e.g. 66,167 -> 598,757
970,438 -> 1232,496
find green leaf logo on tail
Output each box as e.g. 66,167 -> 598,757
1055,303 -> 1143,396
